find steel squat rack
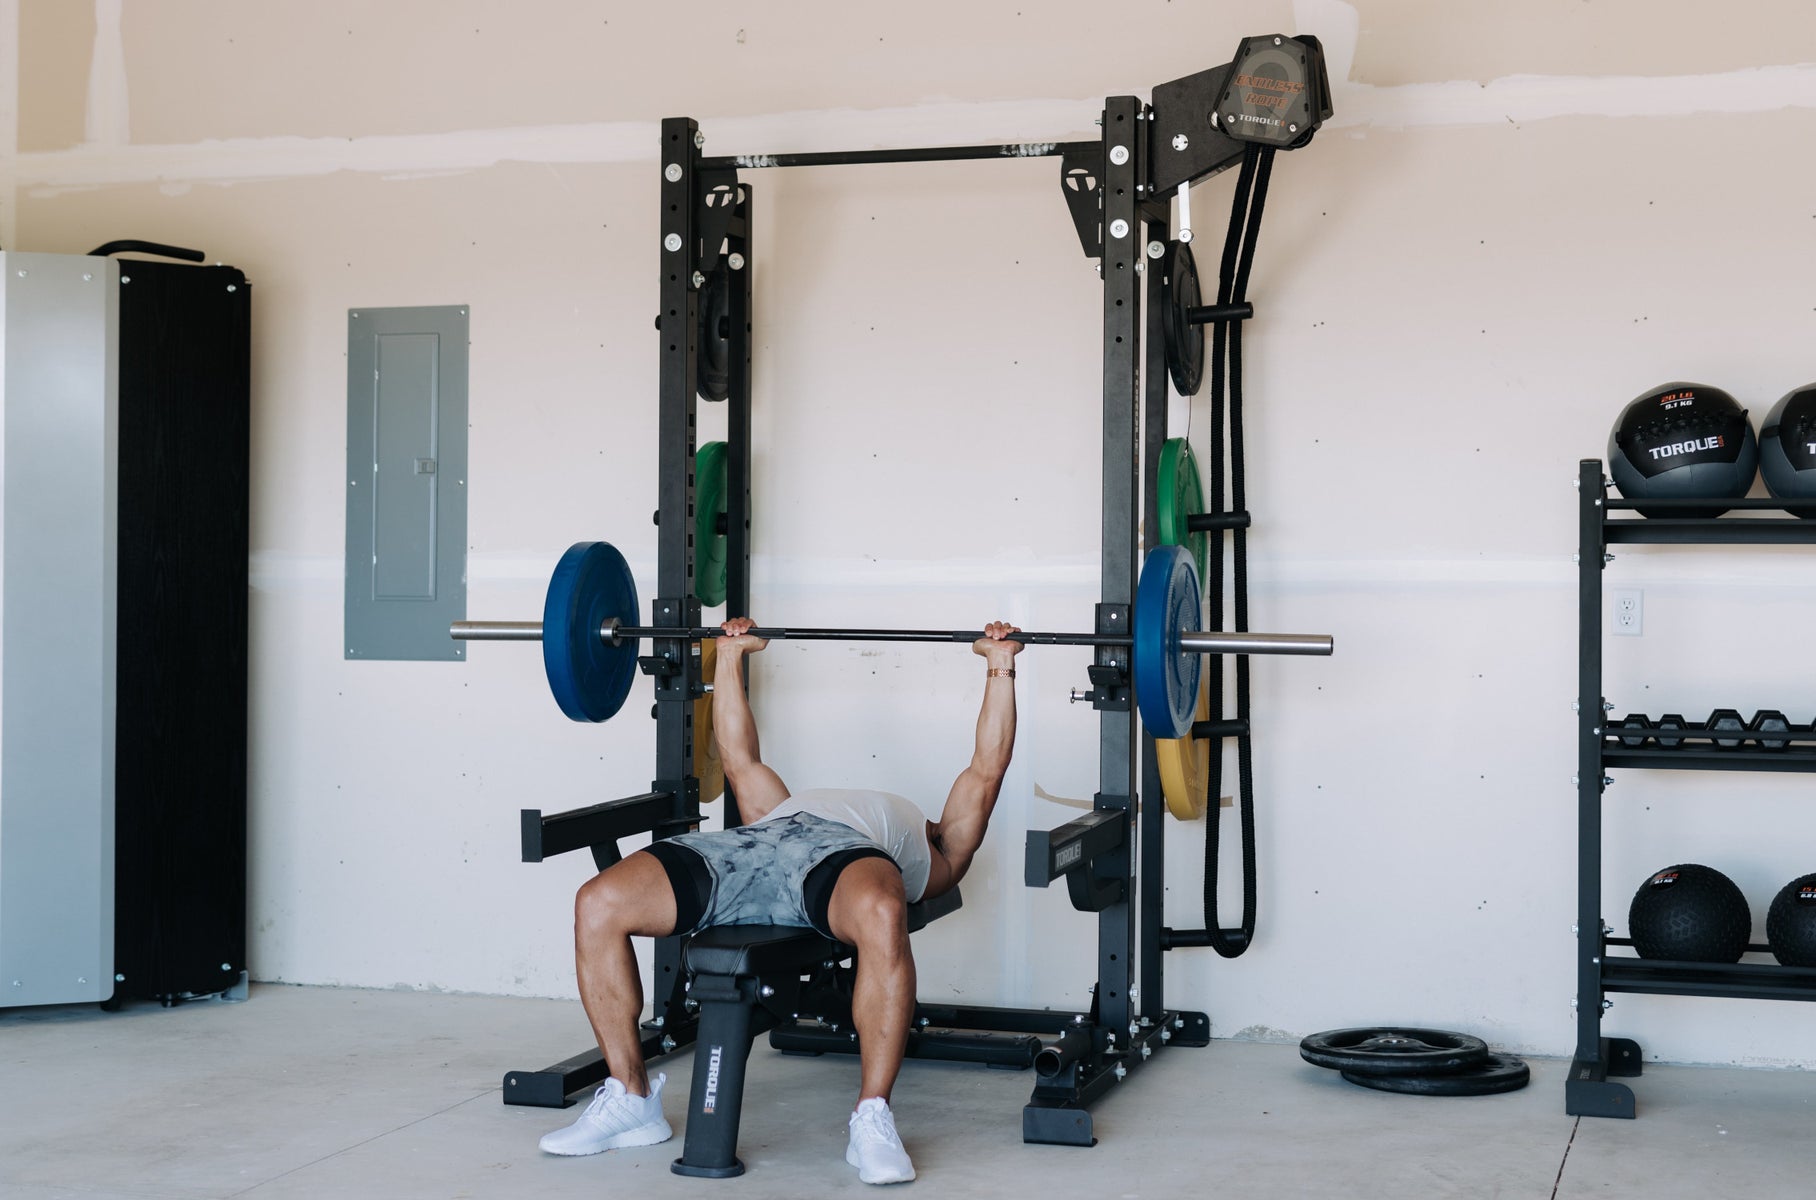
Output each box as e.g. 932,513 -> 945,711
467,34 -> 1335,1163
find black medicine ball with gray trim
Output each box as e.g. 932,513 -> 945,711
1757,384 -> 1816,508
1608,382 -> 1757,517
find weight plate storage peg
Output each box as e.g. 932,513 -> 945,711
1340,1053 -> 1531,1097
1133,545 -> 1205,740
1157,438 -> 1209,586
542,542 -> 641,722
1161,241 -> 1205,397
694,441 -> 729,607
1298,1028 -> 1490,1077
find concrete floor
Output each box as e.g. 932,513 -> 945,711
0,984 -> 1809,1199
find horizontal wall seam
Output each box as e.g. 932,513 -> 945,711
10,63 -> 1816,193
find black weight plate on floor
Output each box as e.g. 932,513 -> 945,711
1298,1027 -> 1490,1077
697,267 -> 730,402
1341,1053 -> 1531,1097
1162,241 -> 1204,397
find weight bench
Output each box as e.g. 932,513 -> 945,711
670,887 -> 965,1178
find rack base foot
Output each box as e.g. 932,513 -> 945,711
1566,1037 -> 1644,1118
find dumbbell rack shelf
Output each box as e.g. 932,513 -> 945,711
1572,460 -> 1816,1119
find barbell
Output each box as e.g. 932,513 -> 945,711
452,541 -> 1332,738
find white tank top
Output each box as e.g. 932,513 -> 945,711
757,788 -> 933,902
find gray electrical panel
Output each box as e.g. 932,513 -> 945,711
0,252 -> 119,1008
344,305 -> 468,661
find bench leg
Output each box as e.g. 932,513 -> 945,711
672,980 -> 763,1178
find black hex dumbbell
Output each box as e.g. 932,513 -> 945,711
1653,714 -> 1687,749
1708,708 -> 1746,749
1751,709 -> 1791,751
1616,714 -> 1653,748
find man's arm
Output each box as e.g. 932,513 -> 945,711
924,622 -> 1022,896
713,619 -> 790,822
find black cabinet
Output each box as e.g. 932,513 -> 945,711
111,259 -> 251,1005
1570,458 -> 1816,1117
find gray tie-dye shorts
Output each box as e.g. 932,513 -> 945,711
662,812 -> 884,933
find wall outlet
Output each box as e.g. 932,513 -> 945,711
1612,588 -> 1643,636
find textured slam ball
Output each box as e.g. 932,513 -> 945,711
1628,863 -> 1752,963
1766,874 -> 1816,967
1608,382 -> 1758,517
1757,384 -> 1816,512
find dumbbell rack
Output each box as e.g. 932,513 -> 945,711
1570,459 -> 1816,1119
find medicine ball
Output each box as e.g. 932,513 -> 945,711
1757,384 -> 1816,510
1608,382 -> 1757,517
1628,863 -> 1751,963
1766,873 -> 1816,967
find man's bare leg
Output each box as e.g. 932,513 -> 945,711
825,856 -> 915,1103
827,856 -> 918,1184
573,850 -> 679,1097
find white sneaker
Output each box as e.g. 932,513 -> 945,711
846,1096 -> 916,1184
538,1074 -> 673,1155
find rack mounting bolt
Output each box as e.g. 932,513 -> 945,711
1572,701 -> 1580,713
1141,1044 -> 1153,1059
661,1035 -> 676,1052
664,163 -> 682,182
1174,1017 -> 1185,1029
1160,1028 -> 1172,1041
1572,554 -> 1580,564
1114,1063 -> 1128,1080
691,271 -> 705,288
664,233 -> 682,253
1109,219 -> 1130,239
693,131 -> 706,148
1109,145 -> 1130,166
652,1015 -> 664,1027
1604,553 -> 1616,564
1572,923 -> 1579,935
1604,923 -> 1614,935
1172,134 -> 1189,152
1602,999 -> 1613,1011
759,985 -> 775,998
1603,776 -> 1614,786
1146,240 -> 1165,259
1602,702 -> 1614,712
728,252 -> 746,270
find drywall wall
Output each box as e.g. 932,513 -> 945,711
7,0 -> 1816,1069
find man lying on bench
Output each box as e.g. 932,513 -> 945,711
539,615 -> 1024,1185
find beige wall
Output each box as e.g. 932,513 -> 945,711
7,0 -> 1816,1069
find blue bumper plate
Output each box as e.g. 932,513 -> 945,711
543,541 -> 640,722
1133,545 -> 1203,739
